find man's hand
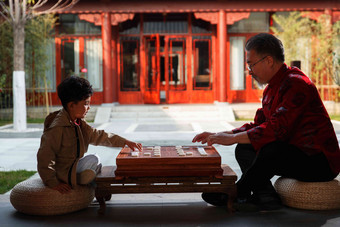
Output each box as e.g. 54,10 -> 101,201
192,132 -> 215,144
205,131 -> 250,146
52,183 -> 72,194
125,140 -> 143,151
206,132 -> 236,146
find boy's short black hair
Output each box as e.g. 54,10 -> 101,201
57,76 -> 93,109
245,33 -> 285,62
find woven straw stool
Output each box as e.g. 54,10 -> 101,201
10,178 -> 95,215
274,177 -> 340,210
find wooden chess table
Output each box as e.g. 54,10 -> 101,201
95,146 -> 237,214
115,146 -> 223,178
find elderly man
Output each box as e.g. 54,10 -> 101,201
193,33 -> 340,211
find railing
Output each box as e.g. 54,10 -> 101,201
0,88 -> 13,110
316,85 -> 340,102
0,87 -> 53,120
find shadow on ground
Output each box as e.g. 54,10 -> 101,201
1,195 -> 340,227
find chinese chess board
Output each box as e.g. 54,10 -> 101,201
115,146 -> 223,178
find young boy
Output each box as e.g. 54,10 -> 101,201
37,76 -> 142,194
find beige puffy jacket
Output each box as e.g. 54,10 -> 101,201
37,108 -> 126,188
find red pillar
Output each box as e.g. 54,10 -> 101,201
112,25 -> 119,102
218,10 -> 227,102
324,8 -> 333,101
101,13 -> 113,103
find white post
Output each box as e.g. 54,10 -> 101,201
13,71 -> 27,131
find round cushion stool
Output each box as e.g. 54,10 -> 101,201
10,178 -> 95,215
274,177 -> 340,210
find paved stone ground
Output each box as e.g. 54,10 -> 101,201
1,111 -> 340,226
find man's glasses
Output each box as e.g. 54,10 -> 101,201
247,55 -> 268,72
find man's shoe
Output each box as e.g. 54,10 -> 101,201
201,192 -> 229,206
233,198 -> 260,212
250,192 -> 283,211
78,169 -> 96,185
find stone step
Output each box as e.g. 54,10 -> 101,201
110,104 -> 232,112
94,104 -> 236,124
111,111 -> 229,118
106,104 -> 235,123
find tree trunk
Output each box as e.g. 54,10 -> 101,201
13,20 -> 27,131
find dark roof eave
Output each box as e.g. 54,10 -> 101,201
53,0 -> 340,14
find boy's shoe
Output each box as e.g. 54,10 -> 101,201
95,163 -> 102,174
104,194 -> 112,201
78,169 -> 96,185
201,192 -> 229,206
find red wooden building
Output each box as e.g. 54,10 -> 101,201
45,0 -> 340,105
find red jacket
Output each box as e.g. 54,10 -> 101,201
233,64 -> 340,174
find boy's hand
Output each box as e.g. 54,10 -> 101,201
125,140 -> 143,151
52,183 -> 72,194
